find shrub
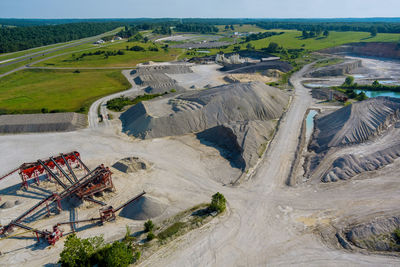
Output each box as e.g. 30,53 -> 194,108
130,45 -> 145,51
209,192 -> 226,213
73,69 -> 80,73
144,220 -> 154,233
59,234 -> 104,267
147,231 -> 155,241
170,89 -> 177,93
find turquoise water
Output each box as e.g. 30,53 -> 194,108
306,110 -> 318,139
304,83 -> 331,88
355,90 -> 400,98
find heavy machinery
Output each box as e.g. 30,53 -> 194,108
0,192 -> 146,245
0,151 -> 88,189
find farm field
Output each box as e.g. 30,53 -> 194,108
0,69 -> 130,114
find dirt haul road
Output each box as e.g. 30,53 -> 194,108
140,64 -> 400,266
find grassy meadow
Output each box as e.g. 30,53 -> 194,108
0,69 -> 130,114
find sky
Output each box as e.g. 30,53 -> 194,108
1,0 -> 400,19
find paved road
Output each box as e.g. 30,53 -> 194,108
139,63 -> 400,266
0,30 -> 123,79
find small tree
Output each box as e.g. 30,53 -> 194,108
209,192 -> 226,213
144,220 -> 154,232
147,232 -> 155,241
356,91 -> 368,101
343,76 -> 355,86
323,30 -> 329,37
370,27 -> 378,37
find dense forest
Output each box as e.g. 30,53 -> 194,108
0,22 -> 121,53
174,23 -> 219,33
255,21 -> 400,34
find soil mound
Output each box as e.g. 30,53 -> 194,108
0,112 -> 87,134
119,195 -> 167,220
321,42 -> 400,60
112,157 -> 150,173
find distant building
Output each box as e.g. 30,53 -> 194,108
94,39 -> 105,44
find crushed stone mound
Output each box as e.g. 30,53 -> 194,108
122,82 -> 288,139
306,97 -> 400,182
345,216 -> 400,252
119,195 -> 167,220
0,201 -> 14,209
197,120 -> 275,170
121,82 -> 288,173
112,157 -> 150,173
306,59 -> 362,77
0,112 -> 87,134
310,97 -> 400,153
134,64 -> 193,94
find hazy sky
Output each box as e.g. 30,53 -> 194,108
1,0 -> 400,19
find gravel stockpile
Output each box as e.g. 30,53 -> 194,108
222,61 -> 293,74
119,195 -> 167,220
112,157 -> 150,173
134,64 -> 193,93
345,216 -> 400,252
0,112 -> 87,134
306,59 -> 362,77
310,97 -> 400,153
121,82 -> 288,171
306,97 -> 400,182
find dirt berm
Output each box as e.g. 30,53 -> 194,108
121,82 -> 289,172
305,97 -> 400,182
321,42 -> 400,60
0,113 -> 87,134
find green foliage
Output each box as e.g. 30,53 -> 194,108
59,233 -> 136,267
101,241 -> 133,267
355,91 -> 368,101
209,192 -> 226,213
59,234 -> 104,267
370,26 -> 378,37
244,31 -> 283,42
158,222 -> 186,240
144,220 -> 155,233
343,76 -> 355,86
106,93 -> 164,112
394,229 -> 400,242
0,22 -> 121,53
130,45 -> 145,51
170,89 -> 177,93
147,231 -> 155,241
264,42 -> 280,53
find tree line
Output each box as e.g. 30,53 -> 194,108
255,21 -> 400,34
0,22 -> 121,53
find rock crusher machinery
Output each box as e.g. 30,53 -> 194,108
0,192 -> 146,245
57,191 -> 146,227
0,153 -> 116,243
0,151 -> 89,189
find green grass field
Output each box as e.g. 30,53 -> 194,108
248,30 -> 400,51
34,41 -> 184,67
0,69 -> 130,114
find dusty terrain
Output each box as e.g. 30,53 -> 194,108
2,57 -> 400,266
